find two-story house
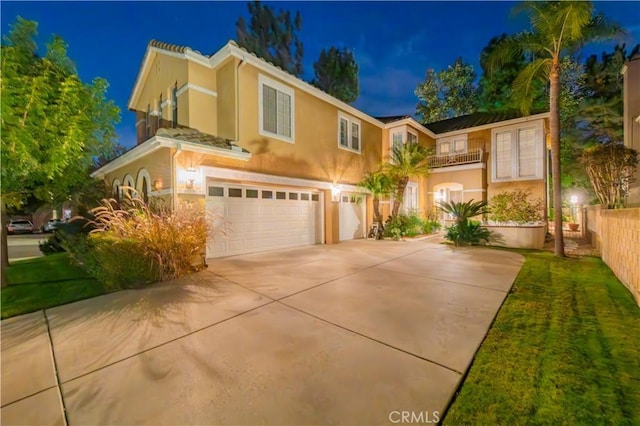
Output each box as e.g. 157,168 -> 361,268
92,39 -> 549,258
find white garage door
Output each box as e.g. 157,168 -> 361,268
339,193 -> 365,241
206,183 -> 323,258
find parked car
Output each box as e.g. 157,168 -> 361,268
43,219 -> 65,233
7,220 -> 34,235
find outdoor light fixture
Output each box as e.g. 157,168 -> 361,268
153,179 -> 162,191
570,195 -> 578,205
331,184 -> 342,203
186,165 -> 197,189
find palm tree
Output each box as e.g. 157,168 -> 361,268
385,142 -> 431,218
358,171 -> 394,226
438,199 -> 488,228
487,1 -> 619,257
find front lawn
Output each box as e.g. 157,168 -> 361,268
2,253 -> 106,319
444,251 -> 640,425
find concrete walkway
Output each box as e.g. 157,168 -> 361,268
1,238 -> 524,425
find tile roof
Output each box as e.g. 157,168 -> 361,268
156,128 -> 250,153
149,40 -> 190,54
423,111 -> 546,134
374,115 -> 413,124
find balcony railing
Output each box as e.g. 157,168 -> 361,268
427,147 -> 484,168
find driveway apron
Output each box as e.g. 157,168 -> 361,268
1,238 -> 524,425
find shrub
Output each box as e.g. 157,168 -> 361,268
488,189 -> 543,224
445,220 -> 491,246
383,212 -> 424,240
422,219 -> 441,234
70,196 -> 212,290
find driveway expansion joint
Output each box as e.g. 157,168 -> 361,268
56,299 -> 276,385
43,308 -> 69,426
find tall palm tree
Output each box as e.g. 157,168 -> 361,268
385,142 -> 431,218
358,170 -> 393,226
487,1 -> 619,257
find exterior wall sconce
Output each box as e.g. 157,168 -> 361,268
153,179 -> 162,191
186,166 -> 197,189
331,184 -> 342,203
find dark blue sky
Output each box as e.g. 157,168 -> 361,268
2,1 -> 638,147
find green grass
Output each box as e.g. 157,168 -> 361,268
444,251 -> 640,425
2,253 -> 106,319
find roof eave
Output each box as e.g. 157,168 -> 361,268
432,112 -> 551,138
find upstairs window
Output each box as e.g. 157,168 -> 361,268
437,135 -> 467,155
492,123 -> 543,182
158,94 -> 163,128
259,74 -> 294,143
145,105 -> 151,138
389,127 -> 419,162
337,113 -> 361,153
172,84 -> 178,128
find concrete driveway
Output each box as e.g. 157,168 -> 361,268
1,238 -> 524,425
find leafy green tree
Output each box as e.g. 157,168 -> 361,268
485,1 -> 619,257
358,171 -> 393,227
415,57 -> 477,124
581,143 -> 639,209
236,1 -> 304,76
385,143 -> 431,218
311,47 -> 359,103
1,17 -> 120,284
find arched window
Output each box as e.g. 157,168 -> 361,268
112,179 -> 122,202
141,177 -> 149,203
123,174 -> 136,199
136,168 -> 152,204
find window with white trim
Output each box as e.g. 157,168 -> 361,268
158,94 -> 163,128
259,74 -> 294,142
172,84 -> 178,128
145,105 -> 151,138
337,112 -> 361,152
389,126 -> 419,162
437,134 -> 467,155
491,122 -> 543,182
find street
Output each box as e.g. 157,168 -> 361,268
7,234 -> 46,262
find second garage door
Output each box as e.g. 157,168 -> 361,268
206,183 -> 323,258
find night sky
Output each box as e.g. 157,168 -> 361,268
2,1 -> 638,148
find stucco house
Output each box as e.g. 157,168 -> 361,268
92,39 -> 550,258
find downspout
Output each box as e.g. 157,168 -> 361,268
236,57 -> 248,142
172,143 -> 182,210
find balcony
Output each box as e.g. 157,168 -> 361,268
427,138 -> 486,169
428,148 -> 483,168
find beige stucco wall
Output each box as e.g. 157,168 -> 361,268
228,63 -> 382,185
187,89 -> 217,136
586,206 -> 640,306
216,58 -> 238,141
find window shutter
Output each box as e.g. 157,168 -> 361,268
276,90 -> 291,137
339,118 -> 348,146
351,122 -> 360,150
518,128 -> 537,177
495,131 -> 512,179
263,85 -> 277,134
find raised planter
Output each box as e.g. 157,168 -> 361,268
482,224 -> 546,249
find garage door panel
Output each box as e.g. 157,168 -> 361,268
206,183 -> 322,258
